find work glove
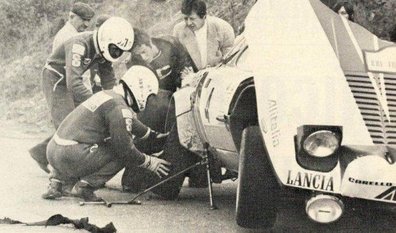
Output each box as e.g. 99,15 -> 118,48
140,152 -> 171,178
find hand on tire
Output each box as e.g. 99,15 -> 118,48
146,155 -> 171,178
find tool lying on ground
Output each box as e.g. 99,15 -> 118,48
80,143 -> 218,209
80,160 -> 205,207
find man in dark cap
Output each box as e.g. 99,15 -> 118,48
52,2 -> 95,52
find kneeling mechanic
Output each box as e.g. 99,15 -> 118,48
42,65 -> 171,202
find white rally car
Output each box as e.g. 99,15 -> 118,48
172,0 -> 396,228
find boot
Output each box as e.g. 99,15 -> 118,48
42,180 -> 62,199
74,181 -> 103,202
29,145 -> 50,173
61,183 -> 76,197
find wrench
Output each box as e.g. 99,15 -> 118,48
79,199 -> 141,207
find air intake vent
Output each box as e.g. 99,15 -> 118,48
346,74 -> 396,145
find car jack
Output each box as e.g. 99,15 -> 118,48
80,144 -> 218,209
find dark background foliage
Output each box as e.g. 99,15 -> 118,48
0,0 -> 394,130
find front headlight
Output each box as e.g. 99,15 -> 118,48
303,130 -> 341,158
295,125 -> 342,172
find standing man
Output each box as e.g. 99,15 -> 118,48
173,0 -> 235,70
126,28 -> 196,92
42,66 -> 171,202
172,0 -> 235,187
29,2 -> 95,173
29,17 -> 135,173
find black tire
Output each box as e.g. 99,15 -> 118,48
236,126 -> 279,228
150,123 -> 201,200
122,124 -> 202,200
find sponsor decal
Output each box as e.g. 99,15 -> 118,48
82,92 -> 112,112
71,44 -> 85,67
375,186 -> 396,202
125,118 -> 132,132
155,65 -> 171,80
122,109 -> 133,132
364,46 -> 396,74
268,99 -> 280,147
348,177 -> 393,187
286,170 -> 334,192
121,109 -> 133,118
72,44 -> 85,55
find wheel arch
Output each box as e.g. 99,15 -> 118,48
228,77 -> 258,152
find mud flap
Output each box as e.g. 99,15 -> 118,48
236,126 -> 279,228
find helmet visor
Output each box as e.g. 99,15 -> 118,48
108,44 -> 124,59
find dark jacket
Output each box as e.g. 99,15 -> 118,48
126,36 -> 196,92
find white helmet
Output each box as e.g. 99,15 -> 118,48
120,65 -> 159,112
95,17 -> 134,62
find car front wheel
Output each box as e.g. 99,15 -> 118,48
236,125 -> 279,229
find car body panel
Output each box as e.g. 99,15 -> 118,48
195,67 -> 252,152
174,0 -> 396,205
243,0 -> 396,202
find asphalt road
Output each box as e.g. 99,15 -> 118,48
0,124 -> 395,233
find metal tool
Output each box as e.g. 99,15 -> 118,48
79,143 -> 218,209
203,143 -> 217,210
109,160 -> 206,207
79,160 -> 204,207
79,200 -> 112,207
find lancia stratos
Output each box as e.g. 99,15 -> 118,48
170,0 -> 396,229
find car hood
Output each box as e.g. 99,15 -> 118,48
242,0 -> 396,202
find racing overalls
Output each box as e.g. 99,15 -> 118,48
30,32 -> 116,170
47,90 -> 149,188
44,31 -> 116,127
126,36 -> 196,93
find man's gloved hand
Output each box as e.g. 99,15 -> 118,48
140,153 -> 171,178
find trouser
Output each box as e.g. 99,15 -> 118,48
30,68 -> 75,165
42,68 -> 75,128
47,138 -> 125,188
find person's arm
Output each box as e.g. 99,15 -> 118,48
97,61 -> 116,90
170,37 -> 198,87
173,38 -> 197,72
105,105 -> 146,165
64,42 -> 93,106
105,105 -> 170,177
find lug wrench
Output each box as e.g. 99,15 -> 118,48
79,160 -> 205,207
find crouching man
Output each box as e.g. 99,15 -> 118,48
42,65 -> 171,202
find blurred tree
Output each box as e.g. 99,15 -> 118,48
321,0 -> 396,40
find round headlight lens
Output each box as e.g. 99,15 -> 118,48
306,195 -> 344,223
303,130 -> 340,157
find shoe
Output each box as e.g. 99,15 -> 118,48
29,147 -> 50,173
42,180 -> 62,199
74,181 -> 103,202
